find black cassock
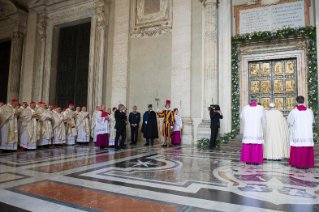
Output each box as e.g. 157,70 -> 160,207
141,110 -> 158,139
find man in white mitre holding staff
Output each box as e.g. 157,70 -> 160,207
38,103 -> 54,147
20,101 -> 39,150
76,106 -> 90,143
52,107 -> 66,145
64,103 -> 77,145
0,99 -> 20,151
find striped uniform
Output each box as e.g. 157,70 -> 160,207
157,110 -> 175,137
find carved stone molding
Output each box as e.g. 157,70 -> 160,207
11,32 -> 24,43
37,12 -> 46,40
200,0 -> 217,6
47,2 -> 96,20
95,6 -> 105,28
130,0 -> 172,38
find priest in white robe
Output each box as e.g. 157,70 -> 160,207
64,104 -> 77,145
38,103 -> 54,147
52,107 -> 66,145
287,96 -> 314,169
96,105 -> 109,149
0,99 -> 20,151
240,96 -> 266,165
263,103 -> 290,160
20,102 -> 39,150
108,107 -> 116,146
76,106 -> 90,143
91,106 -> 100,143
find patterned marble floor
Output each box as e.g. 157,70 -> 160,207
0,142 -> 319,212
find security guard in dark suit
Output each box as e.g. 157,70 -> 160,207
210,105 -> 223,150
129,106 -> 141,145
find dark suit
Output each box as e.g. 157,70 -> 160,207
115,110 -> 127,148
210,110 -> 223,149
129,112 -> 140,144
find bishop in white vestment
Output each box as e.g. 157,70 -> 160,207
52,107 -> 66,145
287,96 -> 314,169
240,96 -> 266,164
38,103 -> 54,146
64,104 -> 77,145
263,103 -> 290,160
0,99 -> 20,150
77,107 -> 90,143
20,102 -> 39,150
91,106 -> 100,142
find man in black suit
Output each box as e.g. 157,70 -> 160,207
129,106 -> 141,145
115,104 -> 127,149
210,105 -> 223,150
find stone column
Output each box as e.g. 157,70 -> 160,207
37,12 -> 47,102
171,0 -> 193,144
111,0 -> 130,107
197,0 -> 218,140
218,0 -> 232,135
94,6 -> 106,107
7,32 -> 24,101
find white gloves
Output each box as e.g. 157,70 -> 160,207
145,121 -> 147,124
156,109 -> 159,112
170,126 -> 173,129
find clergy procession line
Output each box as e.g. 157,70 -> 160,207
241,95 -> 315,169
0,99 -> 183,152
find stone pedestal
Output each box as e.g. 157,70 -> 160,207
197,121 -> 211,141
7,32 -> 24,101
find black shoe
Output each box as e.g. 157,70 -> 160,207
121,146 -> 127,149
144,144 -> 149,146
130,142 -> 134,145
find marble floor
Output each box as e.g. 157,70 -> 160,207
0,141 -> 319,212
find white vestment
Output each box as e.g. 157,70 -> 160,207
76,112 -> 90,143
240,105 -> 266,144
173,115 -> 183,132
91,110 -> 98,142
263,109 -> 290,159
96,111 -> 109,135
52,113 -> 66,144
38,108 -> 54,146
64,109 -> 77,145
0,104 -> 18,150
109,112 -> 115,146
287,107 -> 314,147
20,108 -> 39,150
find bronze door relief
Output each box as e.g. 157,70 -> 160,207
249,59 -> 298,115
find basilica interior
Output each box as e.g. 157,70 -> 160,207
0,0 -> 319,211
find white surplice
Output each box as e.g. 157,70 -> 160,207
240,105 -> 266,144
20,108 -> 39,150
0,103 -> 18,150
287,107 -> 314,147
96,111 -> 109,135
173,114 -> 182,132
38,108 -> 54,146
263,109 -> 290,159
108,112 -> 115,146
64,109 -> 77,145
76,112 -> 90,143
91,110 -> 98,142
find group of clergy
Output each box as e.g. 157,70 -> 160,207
241,95 -> 315,169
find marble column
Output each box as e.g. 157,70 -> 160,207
37,12 -> 47,102
197,0 -> 218,140
218,0 -> 232,135
94,6 -> 106,107
111,0 -> 130,107
171,0 -> 193,144
7,32 -> 24,102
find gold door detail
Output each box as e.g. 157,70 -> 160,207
249,59 -> 297,115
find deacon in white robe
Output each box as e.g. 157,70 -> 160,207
64,104 -> 77,145
52,107 -> 66,145
287,96 -> 314,169
108,108 -> 116,146
263,103 -> 290,160
20,102 -> 39,150
0,99 -> 20,150
76,107 -> 90,143
38,103 -> 54,146
91,106 -> 100,142
240,96 -> 266,164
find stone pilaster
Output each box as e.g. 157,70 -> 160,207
218,0 -> 232,135
171,0 -> 193,144
7,32 -> 24,101
94,5 -> 106,107
111,0 -> 130,107
197,0 -> 218,140
37,12 -> 47,102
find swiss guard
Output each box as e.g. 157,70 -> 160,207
157,100 -> 175,147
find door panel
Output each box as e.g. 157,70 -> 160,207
249,59 -> 298,115
0,41 -> 11,102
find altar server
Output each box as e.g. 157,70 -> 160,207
172,108 -> 182,145
96,105 -> 109,149
240,96 -> 266,165
108,107 -> 117,146
52,107 -> 66,145
91,106 -> 100,142
157,100 -> 175,147
141,104 -> 158,146
263,103 -> 290,160
20,101 -> 39,150
76,106 -> 90,143
64,104 -> 77,145
0,99 -> 20,151
38,103 -> 54,147
287,96 -> 314,169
